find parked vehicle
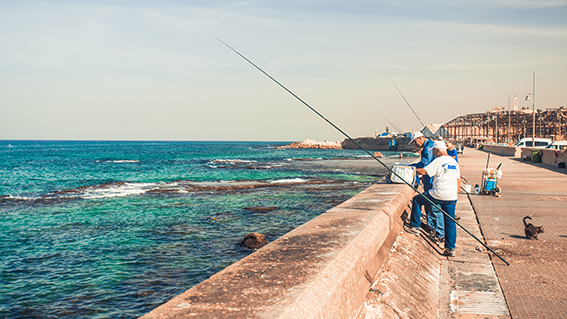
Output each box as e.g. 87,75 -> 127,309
514,138 -> 552,148
545,141 -> 567,150
456,142 -> 464,154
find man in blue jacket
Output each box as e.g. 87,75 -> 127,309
406,141 -> 461,257
408,132 -> 443,242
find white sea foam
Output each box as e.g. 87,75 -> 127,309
209,159 -> 257,164
96,160 -> 140,163
81,182 -> 158,199
6,194 -> 36,201
269,178 -> 308,184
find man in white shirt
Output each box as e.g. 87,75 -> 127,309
405,141 -> 461,257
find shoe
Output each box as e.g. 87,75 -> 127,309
404,225 -> 420,236
443,248 -> 455,257
434,236 -> 445,245
422,225 -> 435,236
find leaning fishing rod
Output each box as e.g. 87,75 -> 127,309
383,117 -> 404,134
382,66 -> 425,128
216,37 -> 509,266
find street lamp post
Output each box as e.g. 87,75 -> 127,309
508,94 -> 511,143
525,72 -> 535,148
559,112 -> 562,141
495,113 -> 498,143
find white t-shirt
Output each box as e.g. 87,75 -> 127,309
424,155 -> 460,201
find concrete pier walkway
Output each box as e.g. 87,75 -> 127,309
456,147 -> 567,318
361,147 -> 567,318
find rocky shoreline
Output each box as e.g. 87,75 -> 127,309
278,139 -> 342,149
280,136 -> 417,151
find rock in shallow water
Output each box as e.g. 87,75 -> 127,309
241,233 -> 268,249
243,206 -> 280,213
244,206 -> 280,213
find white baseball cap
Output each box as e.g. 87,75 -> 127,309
432,141 -> 447,150
409,131 -> 424,144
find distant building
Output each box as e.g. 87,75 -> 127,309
421,124 -> 449,139
443,107 -> 566,145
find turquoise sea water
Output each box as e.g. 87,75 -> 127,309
0,140 -> 400,318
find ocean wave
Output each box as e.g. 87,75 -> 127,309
3,194 -> 37,201
1,178 -> 353,203
80,182 -> 158,199
269,178 -> 309,184
47,182 -> 159,200
96,160 -> 140,163
206,158 -> 281,170
208,159 -> 257,165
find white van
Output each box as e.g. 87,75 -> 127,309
514,138 -> 552,148
545,141 -> 567,150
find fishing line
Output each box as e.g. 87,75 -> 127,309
383,117 -> 404,134
381,66 -> 425,128
216,37 -> 509,266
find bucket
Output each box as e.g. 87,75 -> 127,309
389,165 -> 416,186
462,184 -> 472,193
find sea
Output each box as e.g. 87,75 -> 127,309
0,140 -> 411,318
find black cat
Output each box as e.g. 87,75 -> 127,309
523,216 -> 545,240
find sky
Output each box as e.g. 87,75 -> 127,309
1,0 -> 566,141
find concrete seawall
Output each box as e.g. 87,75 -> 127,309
481,144 -> 522,157
520,147 -> 567,165
479,144 -> 567,166
141,183 -> 414,319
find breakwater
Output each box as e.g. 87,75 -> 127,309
141,182 -> 413,318
341,136 -> 415,152
280,136 -> 416,152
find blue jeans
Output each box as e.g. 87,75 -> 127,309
410,193 -> 457,249
420,176 -> 436,234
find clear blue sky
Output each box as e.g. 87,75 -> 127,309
1,0 -> 566,141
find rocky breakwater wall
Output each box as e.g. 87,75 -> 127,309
341,136 -> 416,151
279,139 -> 342,149
141,183 -> 414,319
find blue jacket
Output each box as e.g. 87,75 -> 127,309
411,139 -> 435,169
447,148 -> 458,163
410,139 -> 435,190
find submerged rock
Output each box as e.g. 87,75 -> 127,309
241,233 -> 268,249
243,206 -> 280,213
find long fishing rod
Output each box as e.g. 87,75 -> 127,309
382,66 -> 425,128
383,117 -> 404,133
216,37 -> 509,266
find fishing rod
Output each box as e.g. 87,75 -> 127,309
216,37 -> 509,266
383,117 -> 404,134
381,66 -> 425,128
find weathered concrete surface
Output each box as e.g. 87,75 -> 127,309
140,183 -> 413,319
356,189 -> 509,319
354,232 -> 442,319
460,147 -> 567,319
440,193 -> 510,319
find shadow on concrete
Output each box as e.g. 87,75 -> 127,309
507,234 -> 528,240
509,157 -> 567,175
